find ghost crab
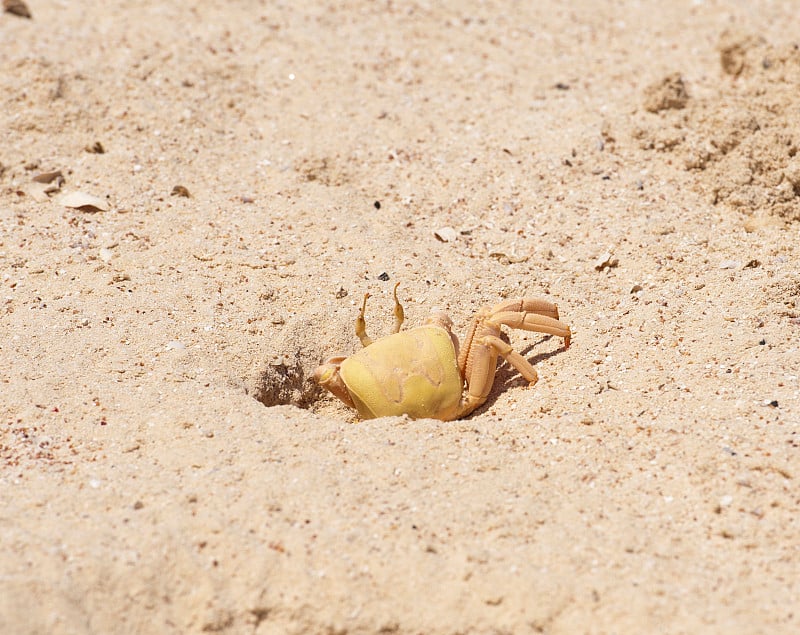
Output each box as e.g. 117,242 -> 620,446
314,284 -> 571,420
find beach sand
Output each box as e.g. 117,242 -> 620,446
2,2 -> 798,633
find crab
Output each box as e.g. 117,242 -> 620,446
314,284 -> 571,421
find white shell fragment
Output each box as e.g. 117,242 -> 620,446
434,227 -> 458,242
28,170 -> 65,201
59,191 -> 110,212
28,182 -> 56,202
594,251 -> 619,271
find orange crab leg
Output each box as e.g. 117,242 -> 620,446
489,297 -> 562,321
355,293 -> 373,347
392,282 -> 405,334
356,283 -> 406,347
488,312 -> 571,348
456,334 -> 540,418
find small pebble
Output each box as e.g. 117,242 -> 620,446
4,0 -> 31,18
32,170 -> 64,184
85,141 -> 105,154
594,251 -> 619,271
171,185 -> 191,198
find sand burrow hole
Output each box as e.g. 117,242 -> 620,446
248,316 -> 341,411
251,350 -> 323,410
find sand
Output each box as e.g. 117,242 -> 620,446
1,1 -> 798,633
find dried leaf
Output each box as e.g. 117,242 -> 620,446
59,191 -> 110,212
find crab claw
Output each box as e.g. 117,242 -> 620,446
314,357 -> 357,409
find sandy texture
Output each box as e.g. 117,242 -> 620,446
2,2 -> 799,633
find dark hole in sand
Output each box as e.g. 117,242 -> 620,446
251,357 -> 323,410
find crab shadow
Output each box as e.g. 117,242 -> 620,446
469,334 -> 566,417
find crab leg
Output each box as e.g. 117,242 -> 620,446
457,335 -> 540,418
355,293 -> 373,347
456,353 -> 494,419
392,282 -> 405,334
481,334 -> 539,384
356,283 -> 406,347
488,312 -> 571,348
313,356 -> 358,409
490,297 -> 562,320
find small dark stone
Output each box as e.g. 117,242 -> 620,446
171,185 -> 191,198
377,272 -> 390,281
374,201 -> 381,209
4,0 -> 32,18
32,170 -> 64,184
769,400 -> 779,408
